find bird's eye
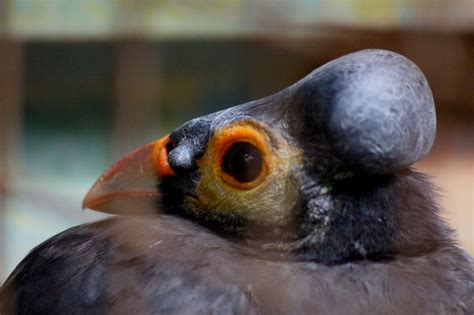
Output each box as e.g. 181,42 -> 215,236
221,142 -> 263,183
205,123 -> 270,190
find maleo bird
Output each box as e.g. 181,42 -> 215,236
1,49 -> 473,314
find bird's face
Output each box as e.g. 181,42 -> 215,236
184,120 -> 303,232
83,50 -> 437,258
83,102 -> 306,238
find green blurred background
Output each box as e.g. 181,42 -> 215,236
1,0 -> 473,281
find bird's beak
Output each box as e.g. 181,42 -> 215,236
82,135 -> 175,215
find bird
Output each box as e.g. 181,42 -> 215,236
1,49 -> 473,314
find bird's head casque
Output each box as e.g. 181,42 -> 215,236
83,49 -> 436,253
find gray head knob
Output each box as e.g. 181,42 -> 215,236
299,49 -> 436,174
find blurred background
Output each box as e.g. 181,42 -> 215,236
0,0 -> 473,281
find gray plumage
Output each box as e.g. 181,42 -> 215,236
2,211 -> 473,314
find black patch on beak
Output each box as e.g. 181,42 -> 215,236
160,113 -> 216,216
168,114 -> 215,174
168,142 -> 195,173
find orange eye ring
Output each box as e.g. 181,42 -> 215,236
209,123 -> 270,190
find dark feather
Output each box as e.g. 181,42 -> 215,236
1,212 -> 473,314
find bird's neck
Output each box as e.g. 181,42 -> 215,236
292,169 -> 453,264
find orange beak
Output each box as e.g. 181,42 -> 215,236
82,135 -> 175,215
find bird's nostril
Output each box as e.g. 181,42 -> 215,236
166,141 -> 175,155
168,142 -> 197,174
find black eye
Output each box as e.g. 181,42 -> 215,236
221,142 -> 263,183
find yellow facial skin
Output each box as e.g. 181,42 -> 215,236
186,120 -> 303,230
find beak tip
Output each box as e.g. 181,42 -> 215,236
81,195 -> 94,211
81,137 -> 173,215
81,181 -> 100,211
81,199 -> 88,210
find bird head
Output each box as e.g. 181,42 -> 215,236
83,49 -> 438,263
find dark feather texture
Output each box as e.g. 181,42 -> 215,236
1,220 -> 472,314
1,172 -> 473,314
